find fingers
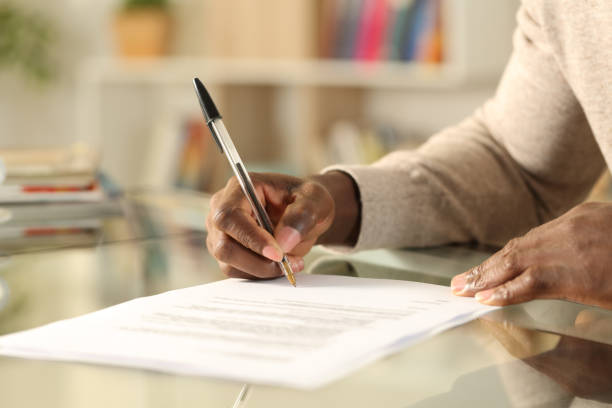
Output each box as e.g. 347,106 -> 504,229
211,181 -> 284,262
207,174 -> 331,280
274,180 -> 334,253
474,267 -> 553,306
209,233 -> 304,279
450,236 -> 556,306
452,238 -> 526,296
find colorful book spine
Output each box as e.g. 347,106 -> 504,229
402,0 -> 427,61
322,0 -> 443,63
424,0 -> 444,63
355,0 -> 390,61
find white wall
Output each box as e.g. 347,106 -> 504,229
0,0 -> 520,187
0,0 -> 116,148
0,0 -> 207,148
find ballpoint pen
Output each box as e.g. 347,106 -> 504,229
193,78 -> 297,287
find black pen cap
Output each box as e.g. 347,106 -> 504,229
193,78 -> 222,123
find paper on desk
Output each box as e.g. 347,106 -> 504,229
0,274 -> 496,389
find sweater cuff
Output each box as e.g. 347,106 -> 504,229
321,164 -> 395,253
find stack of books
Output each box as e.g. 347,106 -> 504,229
319,0 -> 443,63
0,144 -> 125,253
0,144 -> 105,204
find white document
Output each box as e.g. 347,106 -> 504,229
0,275 -> 496,389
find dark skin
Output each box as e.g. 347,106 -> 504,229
205,171 -> 360,280
207,171 -> 612,309
451,201 -> 612,309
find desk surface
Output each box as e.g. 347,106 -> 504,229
0,191 -> 611,407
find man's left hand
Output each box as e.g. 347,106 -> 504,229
451,202 -> 612,309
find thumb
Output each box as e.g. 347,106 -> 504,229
274,182 -> 334,253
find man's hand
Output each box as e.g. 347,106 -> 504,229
206,171 -> 360,280
451,202 -> 612,308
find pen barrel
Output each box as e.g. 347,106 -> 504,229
204,115 -> 295,283
234,162 -> 275,234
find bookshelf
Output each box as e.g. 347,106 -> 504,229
79,58 -> 472,89
77,0 -> 519,190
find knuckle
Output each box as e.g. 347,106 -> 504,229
501,249 -> 519,273
496,286 -> 512,302
212,236 -> 234,261
503,238 -> 519,253
212,206 -> 240,231
522,268 -> 546,293
468,264 -> 487,289
235,227 -> 261,253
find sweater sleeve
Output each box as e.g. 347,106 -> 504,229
324,5 -> 605,251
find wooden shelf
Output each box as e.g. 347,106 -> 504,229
79,57 -> 493,90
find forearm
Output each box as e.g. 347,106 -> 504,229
320,5 -> 604,251
325,116 -> 544,250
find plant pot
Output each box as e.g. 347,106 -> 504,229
113,8 -> 171,58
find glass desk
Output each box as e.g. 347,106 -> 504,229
0,191 -> 610,408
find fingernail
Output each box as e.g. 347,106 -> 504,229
475,289 -> 495,303
451,274 -> 467,293
263,245 -> 283,262
276,226 -> 301,253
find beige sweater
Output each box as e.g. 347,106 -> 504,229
328,0 -> 612,251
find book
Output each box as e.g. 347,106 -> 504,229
355,0 -> 390,61
318,0 -> 341,58
421,0 -> 444,63
415,0 -> 443,62
324,0 -> 443,64
0,144 -> 105,204
337,0 -> 365,59
385,0 -> 408,60
402,0 -> 428,61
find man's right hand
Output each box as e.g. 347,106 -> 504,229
205,171 -> 360,280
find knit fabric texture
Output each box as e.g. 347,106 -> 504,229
325,1 -> 612,251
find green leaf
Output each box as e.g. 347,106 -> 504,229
122,0 -> 169,11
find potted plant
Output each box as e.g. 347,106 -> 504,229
113,0 -> 171,58
0,4 -> 55,81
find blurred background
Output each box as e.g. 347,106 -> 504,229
0,0 -> 609,199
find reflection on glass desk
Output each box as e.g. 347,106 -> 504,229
0,190 -> 209,256
0,190 -> 611,408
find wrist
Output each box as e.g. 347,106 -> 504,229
309,171 -> 361,246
